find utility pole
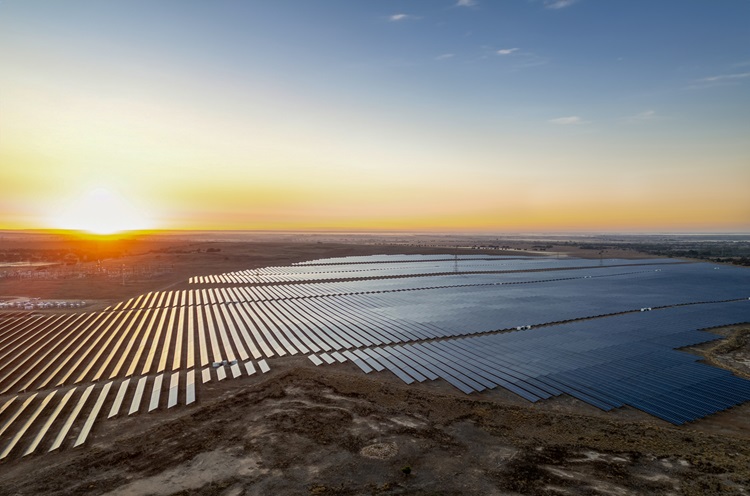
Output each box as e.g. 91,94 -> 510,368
454,245 -> 459,274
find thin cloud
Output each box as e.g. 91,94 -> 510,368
633,110 -> 656,120
456,0 -> 477,6
545,0 -> 579,9
689,72 -> 750,89
626,110 -> 658,122
476,45 -> 548,70
700,72 -> 750,83
389,13 -> 415,22
549,116 -> 586,125
435,53 -> 455,61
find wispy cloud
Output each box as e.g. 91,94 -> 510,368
549,116 -> 587,125
545,0 -> 579,9
475,45 -> 548,70
456,0 -> 477,6
435,53 -> 455,61
502,51 -> 549,69
689,72 -> 750,89
389,13 -> 416,22
633,110 -> 656,120
497,48 -> 520,55
625,110 -> 658,122
700,72 -> 750,83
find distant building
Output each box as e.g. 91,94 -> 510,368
63,253 -> 79,265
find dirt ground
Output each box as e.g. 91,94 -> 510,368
1,233 -> 747,495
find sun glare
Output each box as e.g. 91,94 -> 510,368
52,188 -> 153,235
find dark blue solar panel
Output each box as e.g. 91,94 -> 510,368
354,300 -> 750,424
188,254 -> 750,424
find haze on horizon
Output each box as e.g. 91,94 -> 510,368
1,0 -> 748,234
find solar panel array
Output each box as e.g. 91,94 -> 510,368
1,254 -> 749,459
190,257 -> 683,284
308,301 -> 750,424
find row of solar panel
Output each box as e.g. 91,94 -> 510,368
2,270 -> 749,396
0,302 -> 281,394
1,288 -> 482,394
182,266 -> 750,329
289,256 -> 679,270
112,266 -> 660,311
195,258 -> 682,284
0,360 -> 270,459
308,300 -> 750,424
293,254 -> 539,265
363,266 -> 750,330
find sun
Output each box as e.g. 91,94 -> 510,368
52,188 -> 153,235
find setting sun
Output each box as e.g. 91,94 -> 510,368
50,188 -> 153,235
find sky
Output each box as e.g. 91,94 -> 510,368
1,0 -> 749,233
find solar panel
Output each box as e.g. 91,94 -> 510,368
74,382 -> 112,447
108,379 -> 130,418
129,377 -> 148,415
50,385 -> 94,451
23,388 -> 75,456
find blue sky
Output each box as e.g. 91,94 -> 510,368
1,0 -> 748,232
